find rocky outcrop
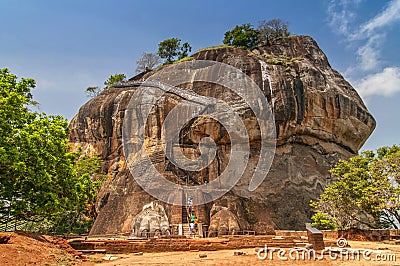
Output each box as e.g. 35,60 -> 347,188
69,36 -> 375,234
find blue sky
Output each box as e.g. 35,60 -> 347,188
1,0 -> 399,151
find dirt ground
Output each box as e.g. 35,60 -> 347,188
0,231 -> 92,266
95,242 -> 400,266
2,231 -> 400,265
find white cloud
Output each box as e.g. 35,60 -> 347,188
328,0 -> 400,67
352,0 -> 400,71
355,67 -> 400,97
356,34 -> 384,71
360,0 -> 400,34
327,0 -> 358,35
327,0 -> 400,97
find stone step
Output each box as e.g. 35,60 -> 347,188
182,224 -> 191,237
181,223 -> 199,237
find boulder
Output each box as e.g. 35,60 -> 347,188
69,36 -> 375,234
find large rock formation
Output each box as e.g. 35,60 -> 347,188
69,36 -> 375,234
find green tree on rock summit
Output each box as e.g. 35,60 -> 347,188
223,23 -> 260,49
104,73 -> 126,88
157,38 -> 192,63
223,19 -> 291,49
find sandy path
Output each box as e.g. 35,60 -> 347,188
96,241 -> 400,266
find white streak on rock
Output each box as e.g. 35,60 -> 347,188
259,60 -> 274,110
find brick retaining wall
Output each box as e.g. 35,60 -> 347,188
70,235 -> 304,254
276,229 -> 398,241
70,229 -> 400,254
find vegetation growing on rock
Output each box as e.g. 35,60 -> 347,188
157,38 -> 192,64
135,52 -> 162,73
258,18 -> 290,45
85,86 -> 101,98
104,73 -> 126,88
223,19 -> 291,49
223,23 -> 260,49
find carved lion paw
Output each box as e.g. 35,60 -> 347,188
208,205 -> 240,236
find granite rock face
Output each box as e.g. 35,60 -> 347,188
69,36 -> 375,234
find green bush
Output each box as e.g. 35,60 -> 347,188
311,212 -> 337,230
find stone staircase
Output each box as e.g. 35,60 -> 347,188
181,223 -> 201,238
182,223 -> 192,237
182,206 -> 189,224
181,205 -> 198,237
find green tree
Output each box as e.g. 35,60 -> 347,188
85,86 -> 101,98
258,19 -> 290,45
85,73 -> 126,98
311,212 -> 336,230
157,38 -> 192,63
104,73 -> 126,88
40,153 -> 104,235
0,68 -> 100,233
223,23 -> 260,49
178,42 -> 192,60
311,145 -> 400,229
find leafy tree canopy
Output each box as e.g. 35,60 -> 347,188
311,145 -> 400,230
157,38 -> 192,63
85,73 -> 126,98
223,23 -> 260,49
179,42 -> 192,60
104,73 -> 126,88
0,68 -> 101,233
85,86 -> 101,98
